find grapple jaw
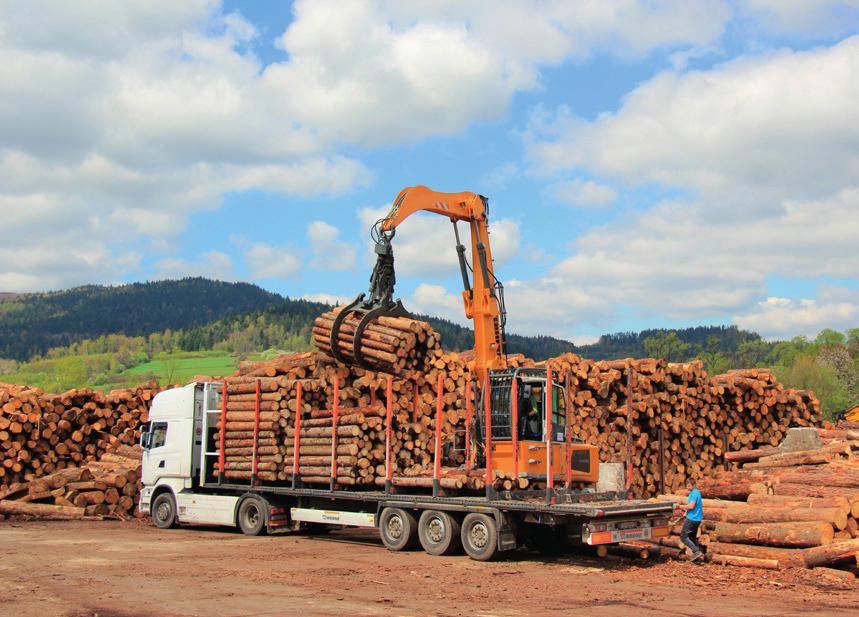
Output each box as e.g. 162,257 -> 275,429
329,295 -> 411,370
329,228 -> 410,370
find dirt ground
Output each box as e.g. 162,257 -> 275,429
0,520 -> 856,617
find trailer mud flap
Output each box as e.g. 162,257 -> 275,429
496,511 -> 518,552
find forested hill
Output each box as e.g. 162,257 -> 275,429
0,276 -> 766,363
0,278 -> 284,360
578,326 -> 761,360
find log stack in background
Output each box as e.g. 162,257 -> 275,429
640,423 -> 858,576
0,442 -> 144,520
0,311 -> 826,518
227,313 -> 821,497
544,354 -> 820,497
0,382 -> 160,488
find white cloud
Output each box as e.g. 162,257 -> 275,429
735,289 -> 859,339
481,162 -> 520,191
528,37 -> 859,209
502,189 -> 858,335
409,283 -> 467,325
154,250 -> 235,281
740,1 -> 859,37
549,178 -> 618,208
512,38 -> 859,337
1,1 -> 850,298
302,293 -> 351,306
358,205 -> 521,280
264,1 -> 731,146
244,243 -> 301,280
0,2 -> 368,291
307,221 -> 357,271
569,334 -> 601,346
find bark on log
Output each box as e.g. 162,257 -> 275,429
802,539 -> 859,568
711,521 -> 834,547
706,541 -> 806,568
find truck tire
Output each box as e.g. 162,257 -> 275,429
461,513 -> 498,561
379,507 -> 418,551
237,497 -> 268,536
418,510 -> 462,556
151,492 -> 178,529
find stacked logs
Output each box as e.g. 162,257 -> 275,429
222,350 -> 499,490
643,425 -> 859,575
312,307 -> 441,374
0,443 -> 143,520
221,309 -> 822,496
0,382 -> 159,488
218,368 -> 320,483
544,354 -> 820,497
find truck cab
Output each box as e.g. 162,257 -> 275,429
139,382 -> 241,528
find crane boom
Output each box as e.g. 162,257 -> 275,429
332,186 -> 507,380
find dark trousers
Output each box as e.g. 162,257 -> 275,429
680,519 -> 701,554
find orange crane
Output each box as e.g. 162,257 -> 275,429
331,186 -> 598,495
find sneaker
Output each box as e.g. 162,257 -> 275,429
690,551 -> 704,563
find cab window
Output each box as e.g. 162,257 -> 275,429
150,422 -> 168,449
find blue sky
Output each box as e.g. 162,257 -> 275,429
1,1 -> 857,343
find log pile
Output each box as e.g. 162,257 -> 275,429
0,382 -> 159,489
545,356 -> 819,497
312,307 -> 441,374
642,423 -> 859,576
223,310 -> 823,495
1,312 -> 824,516
0,443 -> 144,520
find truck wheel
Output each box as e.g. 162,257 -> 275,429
379,507 -> 418,551
418,510 -> 462,556
238,497 -> 268,536
461,513 -> 498,561
151,492 -> 178,529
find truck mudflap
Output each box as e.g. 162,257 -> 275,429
583,517 -> 670,545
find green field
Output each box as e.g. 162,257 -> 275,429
122,353 -> 238,384
0,351 -> 241,392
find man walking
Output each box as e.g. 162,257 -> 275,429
676,479 -> 704,562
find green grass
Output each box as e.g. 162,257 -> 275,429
0,350 -> 240,392
122,353 -> 238,385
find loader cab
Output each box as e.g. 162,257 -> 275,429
476,368 -> 599,485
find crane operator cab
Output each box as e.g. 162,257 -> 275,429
475,368 -> 599,489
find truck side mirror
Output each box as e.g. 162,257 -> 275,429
140,424 -> 151,449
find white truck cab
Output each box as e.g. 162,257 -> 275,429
139,382 -> 242,529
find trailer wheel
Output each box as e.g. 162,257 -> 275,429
379,507 -> 418,551
418,510 -> 462,556
151,492 -> 178,529
461,513 -> 498,561
237,497 -> 268,536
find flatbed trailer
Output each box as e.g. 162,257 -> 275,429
139,381 -> 674,560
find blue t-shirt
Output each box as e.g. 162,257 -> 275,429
686,488 -> 703,522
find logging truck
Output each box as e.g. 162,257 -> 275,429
139,380 -> 673,560
138,186 -> 674,560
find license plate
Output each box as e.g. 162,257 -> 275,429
610,527 -> 651,542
